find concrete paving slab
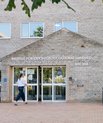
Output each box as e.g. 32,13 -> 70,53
0,102 -> 103,123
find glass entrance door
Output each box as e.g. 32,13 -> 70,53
42,66 -> 66,102
13,67 -> 38,102
26,67 -> 38,102
42,67 -> 52,101
13,66 -> 66,102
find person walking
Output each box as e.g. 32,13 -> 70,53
14,73 -> 27,106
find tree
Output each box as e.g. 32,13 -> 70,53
33,27 -> 43,37
1,0 -> 103,17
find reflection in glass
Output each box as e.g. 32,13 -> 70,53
54,86 -> 66,100
63,21 -> 77,32
43,86 -> 52,100
21,22 -> 44,38
55,21 -> 77,32
27,68 -> 37,84
30,23 -> 43,37
14,86 -> 18,100
27,86 -> 37,100
55,23 -> 62,31
43,68 -> 52,83
54,67 -> 66,83
14,68 -> 23,84
0,23 -> 11,38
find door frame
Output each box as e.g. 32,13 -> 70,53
25,67 -> 39,102
12,66 -> 39,102
41,66 -> 66,102
12,65 -> 67,102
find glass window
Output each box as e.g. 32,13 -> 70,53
14,68 -> 24,84
21,22 -> 44,38
55,23 -> 62,31
27,68 -> 37,84
55,21 -> 78,32
42,66 -> 66,102
54,85 -> 66,100
27,86 -> 37,100
43,68 -> 52,84
0,23 -> 11,38
54,67 -> 66,83
14,86 -> 19,101
43,86 -> 52,100
21,23 -> 29,37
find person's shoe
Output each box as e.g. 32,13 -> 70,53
24,102 -> 28,104
14,101 -> 18,106
14,103 -> 18,106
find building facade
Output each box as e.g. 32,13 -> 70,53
0,0 -> 103,102
0,29 -> 103,102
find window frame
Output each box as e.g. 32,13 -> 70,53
0,23 -> 11,39
54,21 -> 78,32
20,22 -> 44,39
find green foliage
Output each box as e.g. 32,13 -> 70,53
31,0 -> 45,11
43,68 -> 52,83
33,27 -> 43,37
14,68 -> 22,78
51,0 -> 61,3
4,0 -> 103,17
21,0 -> 31,17
4,0 -> 16,11
4,0 -> 75,17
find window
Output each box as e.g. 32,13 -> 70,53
21,22 -> 44,38
0,23 -> 11,38
55,21 -> 78,32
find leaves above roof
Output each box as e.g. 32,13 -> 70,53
4,0 -> 75,17
4,0 -> 103,17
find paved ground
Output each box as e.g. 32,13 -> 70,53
0,102 -> 103,123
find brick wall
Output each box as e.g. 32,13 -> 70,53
1,29 -> 103,102
0,0 -> 103,58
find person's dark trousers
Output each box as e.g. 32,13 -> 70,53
16,86 -> 25,102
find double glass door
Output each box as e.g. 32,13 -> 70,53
13,67 -> 38,102
13,66 -> 66,102
42,66 -> 66,102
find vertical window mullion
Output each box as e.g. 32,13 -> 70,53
12,67 -> 14,102
42,67 -> 43,101
52,66 -> 54,101
25,67 -> 27,102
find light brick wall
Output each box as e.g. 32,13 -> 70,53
1,30 -> 103,102
0,0 -> 103,58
